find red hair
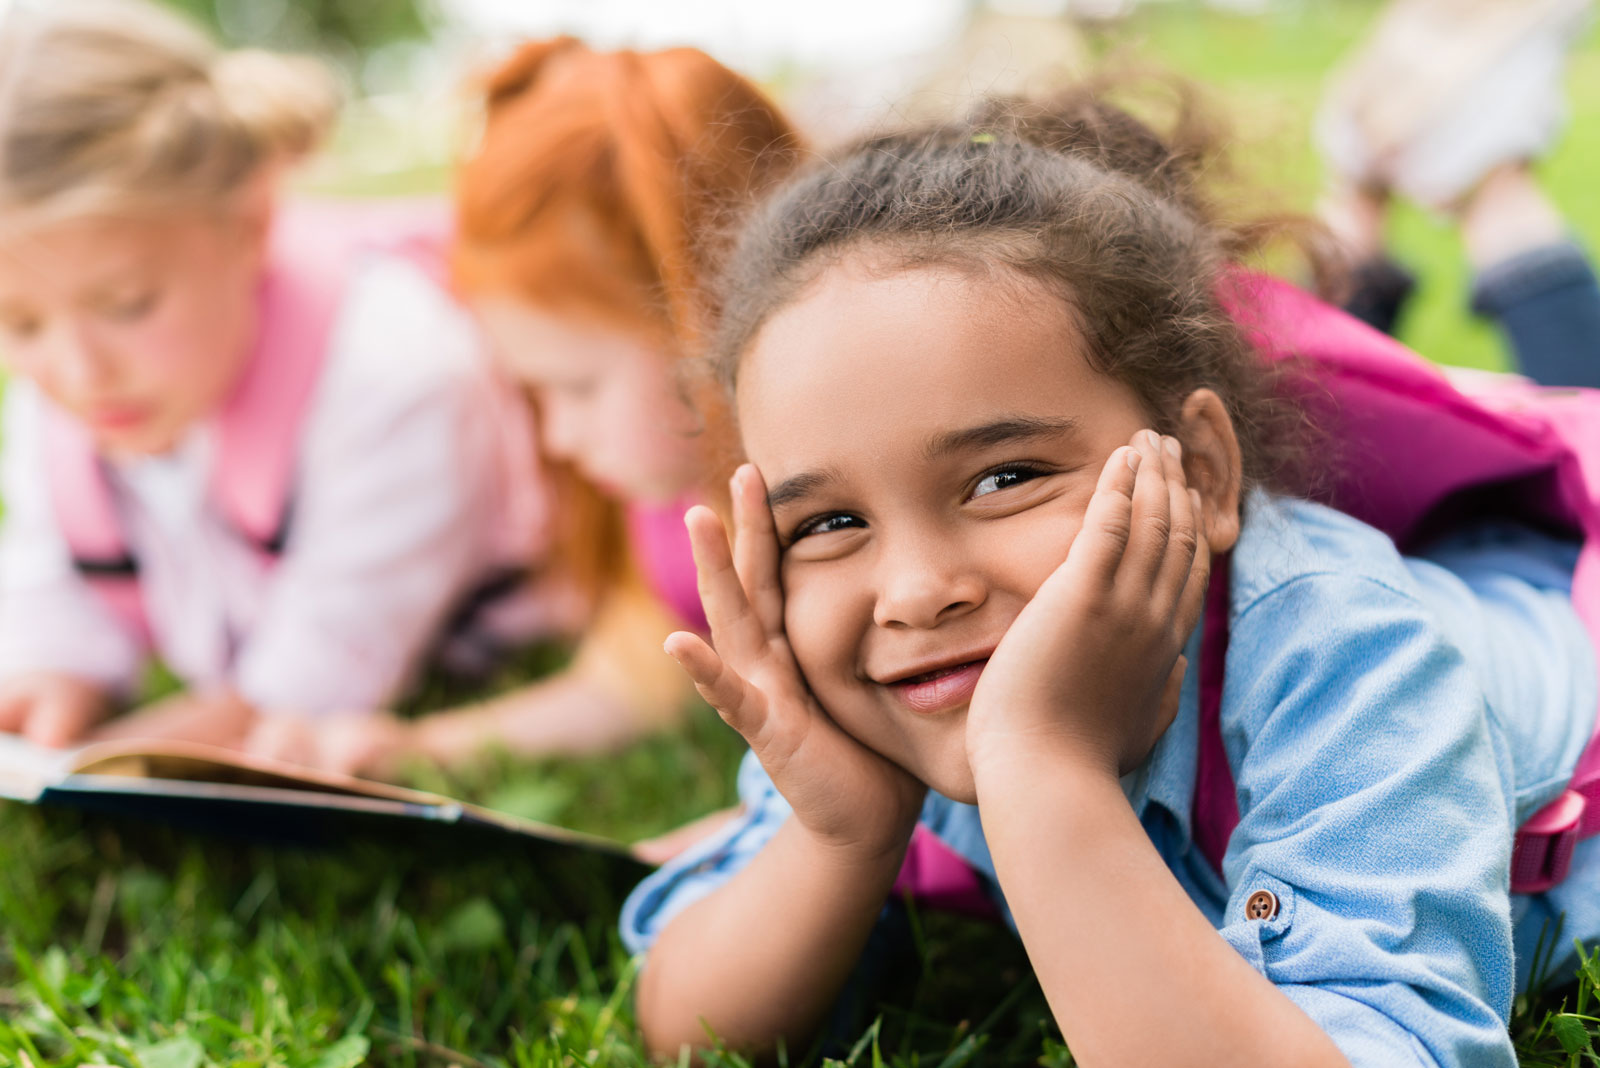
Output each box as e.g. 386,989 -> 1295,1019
455,37 -> 801,350
453,39 -> 801,598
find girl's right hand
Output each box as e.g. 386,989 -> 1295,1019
0,672 -> 107,747
665,465 -> 926,862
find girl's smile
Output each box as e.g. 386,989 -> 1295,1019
878,652 -> 993,715
736,253 -> 1158,802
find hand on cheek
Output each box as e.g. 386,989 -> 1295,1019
665,465 -> 926,861
966,428 -> 1210,787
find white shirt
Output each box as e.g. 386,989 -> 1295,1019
0,255 -> 550,714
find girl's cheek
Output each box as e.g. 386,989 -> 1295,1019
783,574 -> 862,691
991,506 -> 1086,599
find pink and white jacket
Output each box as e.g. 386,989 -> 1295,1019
0,200 -> 553,716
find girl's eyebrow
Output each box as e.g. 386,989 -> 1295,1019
766,470 -> 837,511
924,415 -> 1081,459
766,416 -> 1080,511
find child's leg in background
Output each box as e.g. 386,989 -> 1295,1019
1314,0 -> 1599,385
1463,165 -> 1600,390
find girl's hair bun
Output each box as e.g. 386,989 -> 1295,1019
210,46 -> 340,165
0,0 -> 339,225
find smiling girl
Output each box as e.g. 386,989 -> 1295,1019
0,2 -> 544,748
621,91 -> 1600,1066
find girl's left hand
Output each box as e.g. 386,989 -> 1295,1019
244,709 -> 413,778
966,429 -> 1210,784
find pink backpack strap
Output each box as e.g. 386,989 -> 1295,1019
1192,553 -> 1236,877
213,198 -> 454,546
1489,386 -> 1600,892
42,403 -> 152,646
210,226 -> 344,548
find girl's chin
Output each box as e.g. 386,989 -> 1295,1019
916,757 -> 979,805
97,422 -> 183,457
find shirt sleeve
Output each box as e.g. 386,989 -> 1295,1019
232,257 -> 520,714
0,384 -> 145,693
620,749 -> 793,955
1216,572 -> 1521,1068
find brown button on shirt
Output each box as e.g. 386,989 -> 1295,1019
1245,889 -> 1280,921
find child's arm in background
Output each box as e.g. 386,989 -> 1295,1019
252,576 -> 700,778
0,383 -> 140,745
635,467 -> 927,1057
408,577 -> 696,763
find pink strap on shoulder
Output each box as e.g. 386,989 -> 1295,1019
212,198 -> 456,546
43,402 -> 152,646
1192,553 -> 1236,877
44,400 -> 127,565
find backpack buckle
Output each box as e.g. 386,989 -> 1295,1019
1512,789 -> 1587,895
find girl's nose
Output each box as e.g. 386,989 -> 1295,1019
872,533 -> 987,630
49,322 -> 116,395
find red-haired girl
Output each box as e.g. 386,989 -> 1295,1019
279,39 -> 802,776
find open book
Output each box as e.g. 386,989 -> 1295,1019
0,733 -> 648,873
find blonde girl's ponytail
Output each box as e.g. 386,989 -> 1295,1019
0,0 -> 340,227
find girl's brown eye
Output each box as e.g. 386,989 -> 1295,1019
792,513 -> 863,540
102,291 -> 157,321
0,315 -> 40,339
971,465 -> 1046,499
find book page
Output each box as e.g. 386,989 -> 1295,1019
0,733 -> 82,802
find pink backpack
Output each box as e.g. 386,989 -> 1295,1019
44,198 -> 538,646
895,272 -> 1600,913
1195,272 -> 1600,895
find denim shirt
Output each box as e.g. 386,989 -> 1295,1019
621,493 -> 1598,1068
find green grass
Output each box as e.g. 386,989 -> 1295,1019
8,1 -> 1600,1064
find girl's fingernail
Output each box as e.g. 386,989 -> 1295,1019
1126,448 -> 1141,472
1189,488 -> 1202,512
1143,429 -> 1161,448
1164,436 -> 1181,459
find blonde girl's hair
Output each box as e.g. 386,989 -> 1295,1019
0,0 -> 340,227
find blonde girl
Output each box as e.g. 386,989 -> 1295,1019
0,0 -> 545,749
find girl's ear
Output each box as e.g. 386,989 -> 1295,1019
1177,388 -> 1242,553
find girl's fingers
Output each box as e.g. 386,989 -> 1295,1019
729,465 -> 785,641
664,630 -> 766,740
0,684 -> 27,733
685,504 -> 770,669
24,691 -> 93,748
1173,488 -> 1213,641
1122,430 -> 1175,585
1150,655 -> 1188,750
1152,440 -> 1202,614
1065,444 -> 1139,580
